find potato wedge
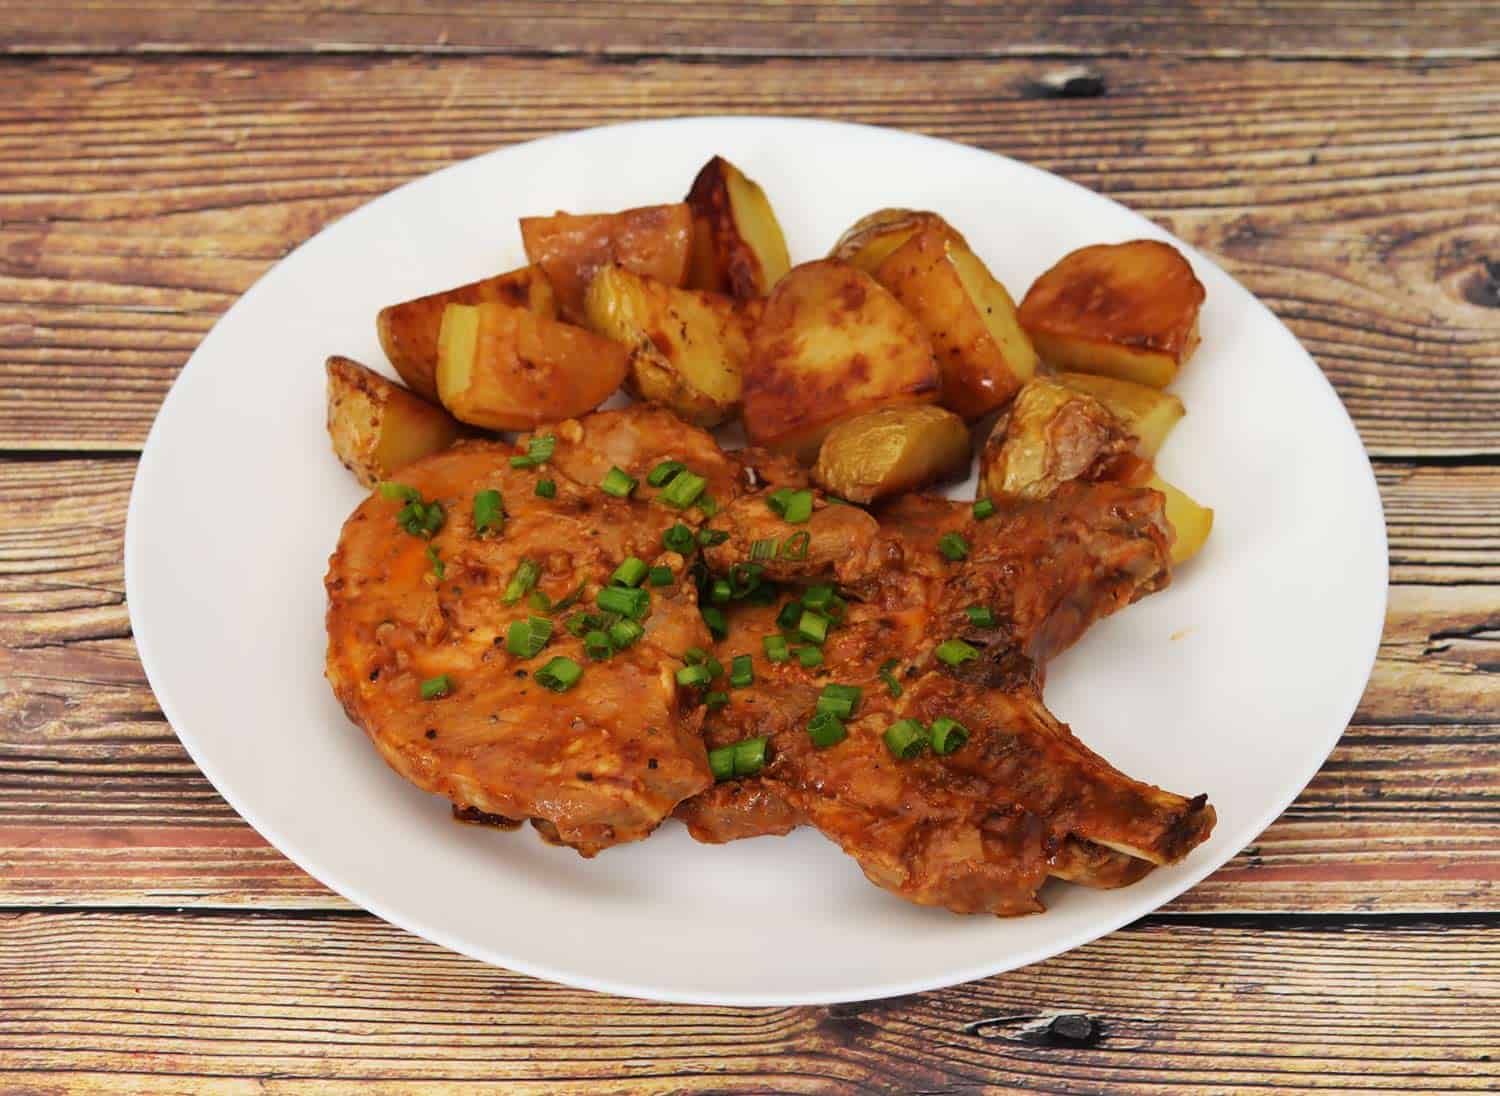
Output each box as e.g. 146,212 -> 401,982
1146,472 -> 1213,565
874,227 -> 1038,419
813,405 -> 971,503
743,259 -> 941,462
376,266 -> 555,402
520,203 -> 694,323
583,265 -> 749,427
829,209 -> 967,276
979,378 -> 1134,501
326,355 -> 463,487
1055,372 -> 1185,458
435,302 -> 628,431
684,156 -> 791,298
1018,239 -> 1205,388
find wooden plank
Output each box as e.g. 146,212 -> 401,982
0,912 -> 1495,1092
6,1 -> 1499,59
1,55 -> 1497,455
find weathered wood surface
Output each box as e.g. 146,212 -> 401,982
0,912 -> 1495,1093
1,55 -> 1497,455
6,1 -> 1500,59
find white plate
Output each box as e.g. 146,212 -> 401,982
125,117 -> 1387,1006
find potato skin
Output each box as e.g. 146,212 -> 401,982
813,404 -> 972,503
376,266 -> 555,401
685,156 -> 791,298
583,265 -> 750,427
326,355 -> 463,487
1055,372 -> 1185,458
979,378 -> 1134,502
520,204 -> 694,323
874,227 -> 1038,420
1018,239 -> 1205,388
743,259 -> 941,462
435,302 -> 629,431
829,209 -> 967,276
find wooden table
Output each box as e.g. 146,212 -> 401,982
2,4 -> 1497,1091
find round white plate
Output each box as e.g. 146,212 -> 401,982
126,117 -> 1387,1006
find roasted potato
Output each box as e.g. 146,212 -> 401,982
520,203 -> 694,323
979,378 -> 1134,501
1146,472 -> 1214,565
813,404 -> 971,503
435,302 -> 628,431
874,228 -> 1038,419
829,209 -> 967,276
684,156 -> 791,298
1055,372 -> 1185,459
326,355 -> 463,487
1018,240 -> 1205,388
376,266 -> 555,402
743,259 -> 941,462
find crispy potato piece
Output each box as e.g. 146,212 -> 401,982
1147,472 -> 1214,565
326,355 -> 463,487
829,209 -> 967,276
684,156 -> 791,298
1018,240 -> 1205,388
583,265 -> 749,427
1055,372 -> 1185,458
520,204 -> 694,323
435,302 -> 628,431
376,266 -> 555,402
979,378 -> 1134,502
813,405 -> 971,503
743,260 -> 941,462
874,228 -> 1038,420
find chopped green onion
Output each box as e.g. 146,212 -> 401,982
826,594 -> 848,623
801,584 -> 835,611
766,487 -> 797,516
708,736 -> 770,781
648,565 -> 674,587
663,523 -> 696,554
730,655 -> 754,688
884,718 -> 928,760
938,532 -> 970,561
973,498 -> 996,520
425,544 -> 445,580
879,657 -> 903,698
705,690 -> 729,710
506,616 -> 553,658
796,645 -> 824,669
965,605 -> 996,627
935,638 -> 980,666
782,490 -> 814,524
683,647 -> 709,665
780,531 -> 811,561
729,562 -> 763,597
528,589 -> 552,613
708,745 -> 736,781
705,654 -> 725,679
702,606 -> 728,640
419,674 -> 451,700
502,559 -> 540,604
565,611 -> 599,637
763,635 -> 790,662
608,617 -> 644,650
816,683 -> 862,720
473,489 -> 504,535
776,600 -> 803,630
378,481 -> 420,502
696,494 -> 719,518
749,538 -> 777,561
535,479 -> 557,499
584,630 -> 614,660
600,467 -> 638,498
709,578 -> 733,604
536,657 -> 581,692
745,581 -> 779,606
422,501 -> 446,537
697,528 -> 729,548
553,583 -> 586,612
510,434 -> 556,469
647,460 -> 685,487
659,470 -> 708,508
611,557 -> 649,588
807,710 -> 847,748
597,585 -> 649,620
930,716 -> 970,755
797,610 -> 829,646
676,663 -> 712,688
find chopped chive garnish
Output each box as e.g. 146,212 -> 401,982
879,658 -> 903,698
564,611 -> 597,637
709,578 -> 733,604
535,479 -> 557,499
425,544 -> 445,580
938,532 -> 970,561
749,538 -> 777,561
702,606 -> 728,640
647,460 -> 685,487
510,433 -> 556,469
797,610 -> 829,646
698,528 -> 729,548
677,663 -> 712,688
780,531 -> 810,561
584,630 -> 614,660
763,634 -> 790,662
611,557 -> 649,588
608,617 -> 644,650
648,565 -> 674,587
536,656 -> 581,692
527,589 -> 552,613
506,616 -> 553,658
705,690 -> 730,710
705,654 -> 726,680
396,496 -> 447,539
659,470 -> 707,508
553,583 -> 585,613
807,710 -> 847,748
816,683 -> 862,720
729,562 -> 763,598
935,638 -> 980,666
600,467 -> 638,498
796,645 -> 824,669
801,584 -> 834,611
422,501 -> 445,537
745,581 -> 779,606
683,647 -> 708,665
419,674 -> 451,700
965,605 -> 996,627
597,585 -> 649,620
708,745 -> 735,781
782,490 -> 814,524
696,494 -> 719,518
930,716 -> 970,755
378,481 -> 420,502
884,718 -> 928,760
776,600 -> 803,631
502,558 -> 540,604
473,489 -> 504,535
973,498 -> 996,520
730,654 -> 754,688
732,736 -> 768,776
662,523 -> 696,554
766,487 -> 797,516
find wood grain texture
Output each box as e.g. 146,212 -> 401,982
0,912 -> 1495,1093
6,1 -> 1500,59
1,56 -> 1497,454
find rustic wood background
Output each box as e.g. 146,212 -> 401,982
2,3 -> 1497,1092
